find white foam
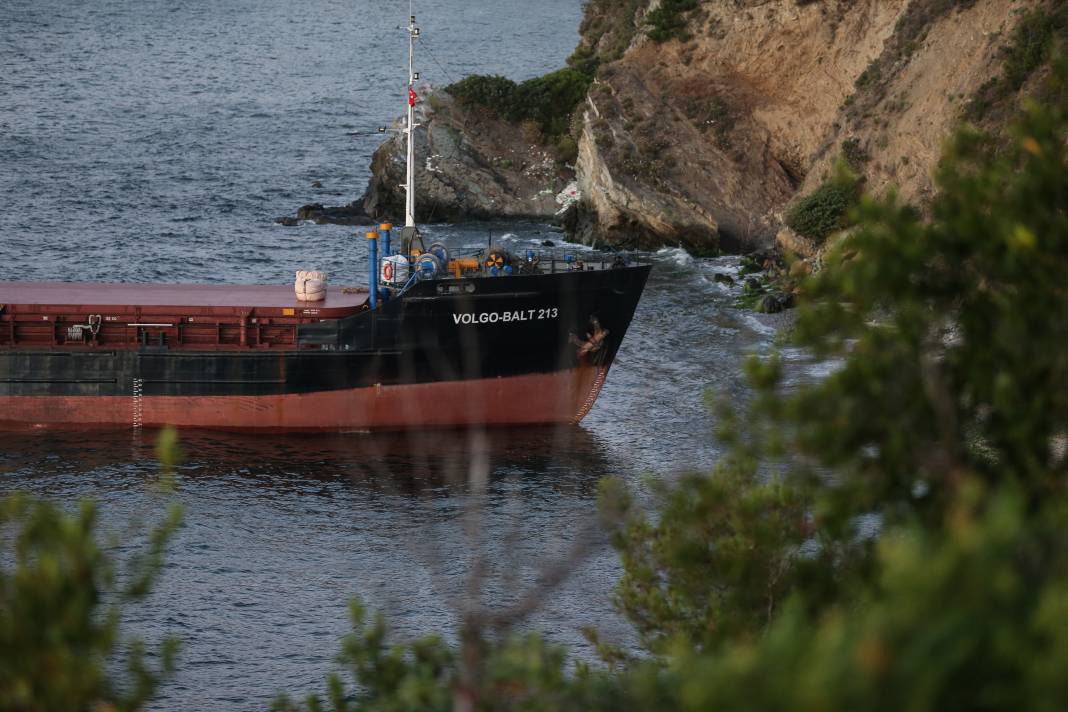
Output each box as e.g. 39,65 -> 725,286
655,246 -> 694,267
741,313 -> 778,336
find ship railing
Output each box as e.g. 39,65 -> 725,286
444,246 -> 638,277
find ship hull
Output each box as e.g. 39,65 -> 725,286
0,265 -> 650,431
0,364 -> 609,432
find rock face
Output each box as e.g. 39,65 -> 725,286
567,0 -> 1037,252
362,89 -> 573,223
274,202 -> 373,226
354,0 -> 1044,251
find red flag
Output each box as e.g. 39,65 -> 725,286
408,86 -> 417,107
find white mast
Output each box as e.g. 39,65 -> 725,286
404,4 -> 418,228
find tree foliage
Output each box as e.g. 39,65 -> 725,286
445,68 -> 592,138
601,59 -> 1068,705
0,494 -> 182,711
271,600 -> 621,712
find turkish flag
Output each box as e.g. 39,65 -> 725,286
408,86 -> 417,107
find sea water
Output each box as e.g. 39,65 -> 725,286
0,1 -> 793,707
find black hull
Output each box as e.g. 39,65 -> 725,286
0,266 -> 650,430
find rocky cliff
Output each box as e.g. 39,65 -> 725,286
359,0 -> 1058,252
361,89 -> 576,223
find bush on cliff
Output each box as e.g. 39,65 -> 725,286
445,68 -> 591,139
443,75 -> 516,112
784,170 -> 860,242
645,0 -> 699,43
567,0 -> 646,74
969,3 -> 1068,121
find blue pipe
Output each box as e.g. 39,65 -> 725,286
380,223 -> 392,257
367,230 -> 379,310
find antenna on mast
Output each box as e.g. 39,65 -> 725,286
404,3 -> 419,228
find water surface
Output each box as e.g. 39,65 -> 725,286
0,1 -> 795,708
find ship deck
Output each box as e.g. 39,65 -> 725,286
0,282 -> 370,351
0,282 -> 369,318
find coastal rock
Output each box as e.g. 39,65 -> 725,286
775,226 -> 819,261
757,292 -> 795,314
347,0 -> 1034,251
276,202 -> 374,226
362,88 -> 572,223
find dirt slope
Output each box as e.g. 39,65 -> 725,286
572,0 -> 1038,250
359,0 -> 1050,252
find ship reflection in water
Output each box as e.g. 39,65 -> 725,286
0,424 -> 611,495
0,423 -> 629,707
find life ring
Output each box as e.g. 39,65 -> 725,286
383,261 -> 394,282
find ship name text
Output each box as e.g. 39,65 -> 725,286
453,307 -> 559,325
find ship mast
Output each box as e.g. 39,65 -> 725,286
404,4 -> 419,228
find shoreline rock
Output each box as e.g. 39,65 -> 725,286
274,202 -> 374,227
361,88 -> 574,225
280,0 -> 1036,254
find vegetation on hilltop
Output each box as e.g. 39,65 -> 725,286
445,69 -> 592,138
969,2 -> 1068,121
566,0 -> 645,76
443,0 -> 699,153
645,0 -> 699,43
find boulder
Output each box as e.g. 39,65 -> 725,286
713,273 -> 735,286
361,88 -> 572,223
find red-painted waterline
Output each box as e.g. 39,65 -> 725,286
0,365 -> 609,432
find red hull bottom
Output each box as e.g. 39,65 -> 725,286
0,366 -> 609,432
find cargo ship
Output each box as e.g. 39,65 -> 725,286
0,13 -> 650,432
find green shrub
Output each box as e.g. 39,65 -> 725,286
445,69 -> 591,139
511,68 -> 593,137
0,494 -> 182,711
645,0 -> 699,43
566,44 -> 601,78
842,138 -> 870,169
784,176 -> 858,241
969,4 -> 1068,120
554,135 -> 579,164
445,74 -> 518,110
569,0 -> 645,71
1003,4 -> 1068,90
